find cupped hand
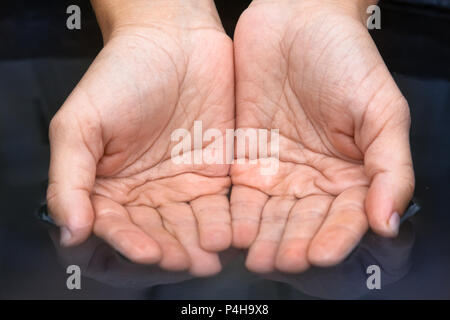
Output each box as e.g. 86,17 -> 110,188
231,0 -> 414,273
47,1 -> 234,276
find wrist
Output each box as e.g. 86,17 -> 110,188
91,0 -> 222,42
314,0 -> 380,23
351,0 -> 380,25
318,0 -> 380,25
249,0 -> 379,26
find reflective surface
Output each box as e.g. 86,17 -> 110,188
1,0 -> 450,299
0,58 -> 449,298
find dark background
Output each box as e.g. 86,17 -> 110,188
0,0 -> 449,299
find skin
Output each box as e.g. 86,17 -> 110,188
231,0 -> 415,273
48,0 -> 415,277
47,0 -> 234,276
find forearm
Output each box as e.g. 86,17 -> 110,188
90,0 -> 222,41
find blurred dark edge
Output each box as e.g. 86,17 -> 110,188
0,0 -> 449,80
0,0 -> 449,300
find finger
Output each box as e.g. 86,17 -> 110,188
275,195 -> 333,273
127,206 -> 190,271
92,195 -> 162,264
190,195 -> 231,252
230,185 -> 268,248
47,112 -> 102,246
308,186 -> 369,267
246,197 -> 296,273
361,98 -> 415,237
159,203 -> 221,277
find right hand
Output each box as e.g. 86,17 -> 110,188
47,0 -> 234,276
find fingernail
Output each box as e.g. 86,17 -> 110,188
60,227 -> 72,245
388,212 -> 400,236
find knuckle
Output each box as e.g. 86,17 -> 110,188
398,96 -> 411,126
46,183 -> 58,204
48,113 -> 64,136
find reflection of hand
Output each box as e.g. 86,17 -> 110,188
48,227 -> 194,289
231,0 -> 414,273
47,0 -> 234,276
261,221 -> 415,299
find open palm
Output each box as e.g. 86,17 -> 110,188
47,20 -> 234,276
231,0 -> 414,273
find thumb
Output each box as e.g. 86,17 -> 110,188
361,96 -> 415,237
47,108 -> 102,246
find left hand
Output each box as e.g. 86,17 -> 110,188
231,0 -> 414,273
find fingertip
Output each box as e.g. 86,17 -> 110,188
59,223 -> 93,247
231,221 -> 258,249
189,255 -> 222,277
245,241 -> 277,274
103,227 -> 163,265
307,243 -> 346,267
59,218 -> 94,247
388,211 -> 400,236
126,242 -> 163,265
364,127 -> 414,238
275,243 -> 310,274
365,179 -> 399,237
369,211 -> 400,238
245,258 -> 274,274
308,231 -> 363,267
59,226 -> 73,247
160,262 -> 191,272
49,190 -> 95,246
159,246 -> 191,272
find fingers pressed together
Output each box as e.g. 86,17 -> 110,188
231,185 -> 370,274
90,194 -> 231,277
